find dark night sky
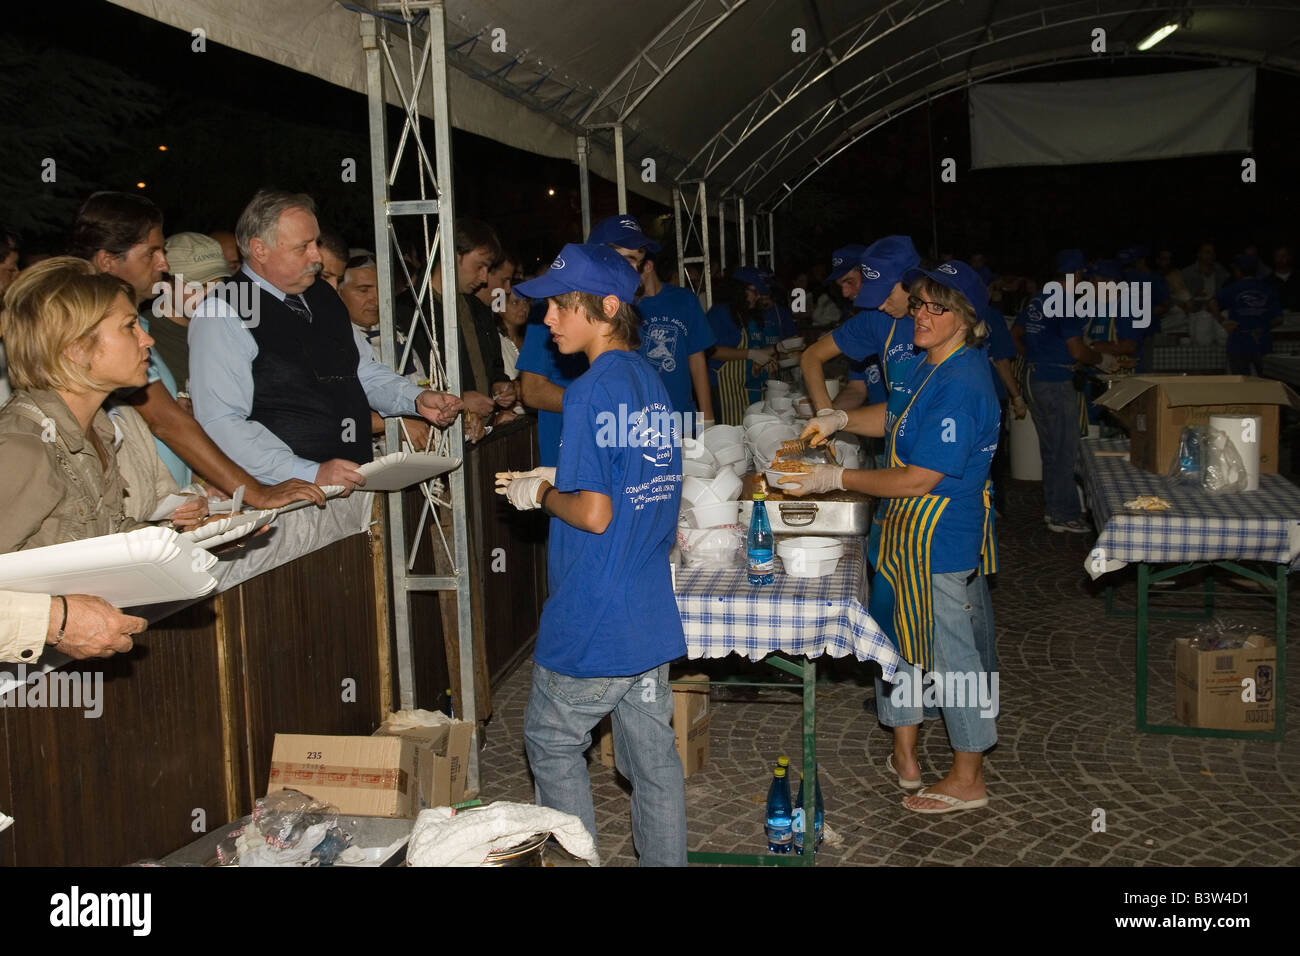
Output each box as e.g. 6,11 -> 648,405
5,0 -> 1298,281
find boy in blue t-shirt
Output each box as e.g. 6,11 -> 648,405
1213,254 -> 1283,377
497,242 -> 687,867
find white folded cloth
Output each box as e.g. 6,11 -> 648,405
406,802 -> 598,867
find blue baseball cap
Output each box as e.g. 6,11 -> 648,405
514,243 -> 640,303
1055,248 -> 1086,274
853,235 -> 921,309
1089,259 -> 1124,280
1234,253 -> 1258,274
902,260 -> 989,313
828,244 -> 868,281
586,214 -> 661,253
731,266 -> 770,295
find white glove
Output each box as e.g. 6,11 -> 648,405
1097,352 -> 1120,374
494,467 -> 556,511
800,408 -> 849,446
778,464 -> 844,496
747,348 -> 774,365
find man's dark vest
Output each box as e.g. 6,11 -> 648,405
238,272 -> 374,466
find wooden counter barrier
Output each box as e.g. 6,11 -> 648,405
0,417 -> 546,866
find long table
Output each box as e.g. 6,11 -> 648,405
673,545 -> 899,866
1079,438 -> 1298,740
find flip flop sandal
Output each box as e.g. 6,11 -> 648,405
885,753 -> 924,790
902,787 -> 989,814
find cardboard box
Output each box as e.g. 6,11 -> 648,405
1175,635 -> 1276,731
267,733 -> 417,817
373,716 -> 474,809
1095,375 -> 1300,476
597,673 -> 711,777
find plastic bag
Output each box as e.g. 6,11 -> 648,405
1188,618 -> 1257,651
1168,426 -> 1248,494
215,789 -> 352,866
677,525 -> 744,569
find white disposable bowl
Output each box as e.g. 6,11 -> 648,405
777,536 -> 845,578
778,356 -> 800,368
708,469 -> 743,503
832,439 -> 861,470
765,467 -> 810,491
765,380 -> 791,396
825,380 -> 842,400
682,476 -> 719,508
745,401 -> 768,415
749,422 -> 799,447
700,424 -> 744,451
780,336 -> 806,351
687,500 -> 740,528
682,438 -> 716,466
769,396 -> 794,412
743,411 -> 780,430
730,460 -> 749,476
712,442 -> 745,466
683,459 -> 716,479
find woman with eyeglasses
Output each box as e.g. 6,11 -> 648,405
782,261 -> 1001,814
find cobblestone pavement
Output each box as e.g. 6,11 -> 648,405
479,477 -> 1300,866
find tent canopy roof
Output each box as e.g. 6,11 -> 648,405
109,0 -> 1300,209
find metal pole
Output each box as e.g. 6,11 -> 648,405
576,134 -> 592,239
737,196 -> 747,267
717,195 -> 727,274
766,211 -> 775,273
427,0 -> 479,790
672,186 -> 685,287
699,181 -> 713,310
361,13 -> 417,711
613,123 -> 628,214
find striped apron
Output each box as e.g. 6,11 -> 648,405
867,346 -> 997,671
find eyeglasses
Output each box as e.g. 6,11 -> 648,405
907,295 -> 949,316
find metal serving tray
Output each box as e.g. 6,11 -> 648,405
738,497 -> 872,536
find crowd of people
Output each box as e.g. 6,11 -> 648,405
0,186 -> 1293,865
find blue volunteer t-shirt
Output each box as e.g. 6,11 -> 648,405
1015,292 -> 1083,383
516,314 -> 588,467
637,284 -> 715,415
762,304 -> 798,341
886,347 -> 1000,573
536,349 -> 687,678
981,304 -> 1016,404
848,356 -> 888,404
1216,279 -> 1282,355
833,310 -> 915,388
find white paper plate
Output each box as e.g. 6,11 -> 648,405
273,486 -> 347,516
0,526 -> 219,607
357,452 -> 461,492
180,510 -> 277,549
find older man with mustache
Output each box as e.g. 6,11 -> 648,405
188,190 -> 462,492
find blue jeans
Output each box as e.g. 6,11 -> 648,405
1029,378 -> 1081,521
523,661 -> 687,867
874,570 -> 998,753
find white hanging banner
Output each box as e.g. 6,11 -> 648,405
970,67 -> 1255,169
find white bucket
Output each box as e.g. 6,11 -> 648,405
1010,406 -> 1042,482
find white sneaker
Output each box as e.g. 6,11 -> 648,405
1047,517 -> 1090,534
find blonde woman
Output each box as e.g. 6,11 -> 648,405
784,261 -> 1001,814
0,257 -> 205,554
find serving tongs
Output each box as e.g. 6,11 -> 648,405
775,436 -> 838,465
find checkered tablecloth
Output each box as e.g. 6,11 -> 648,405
1079,438 -> 1300,579
674,546 -> 900,678
1263,354 -> 1300,387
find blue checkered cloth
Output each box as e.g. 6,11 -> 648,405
1152,340 -> 1300,373
674,546 -> 900,678
1080,438 -> 1300,579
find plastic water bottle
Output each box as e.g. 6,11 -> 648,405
747,487 -> 774,587
793,766 -> 826,855
765,757 -> 793,853
792,774 -> 807,855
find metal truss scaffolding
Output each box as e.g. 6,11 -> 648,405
673,180 -> 713,310
359,0 -> 478,791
